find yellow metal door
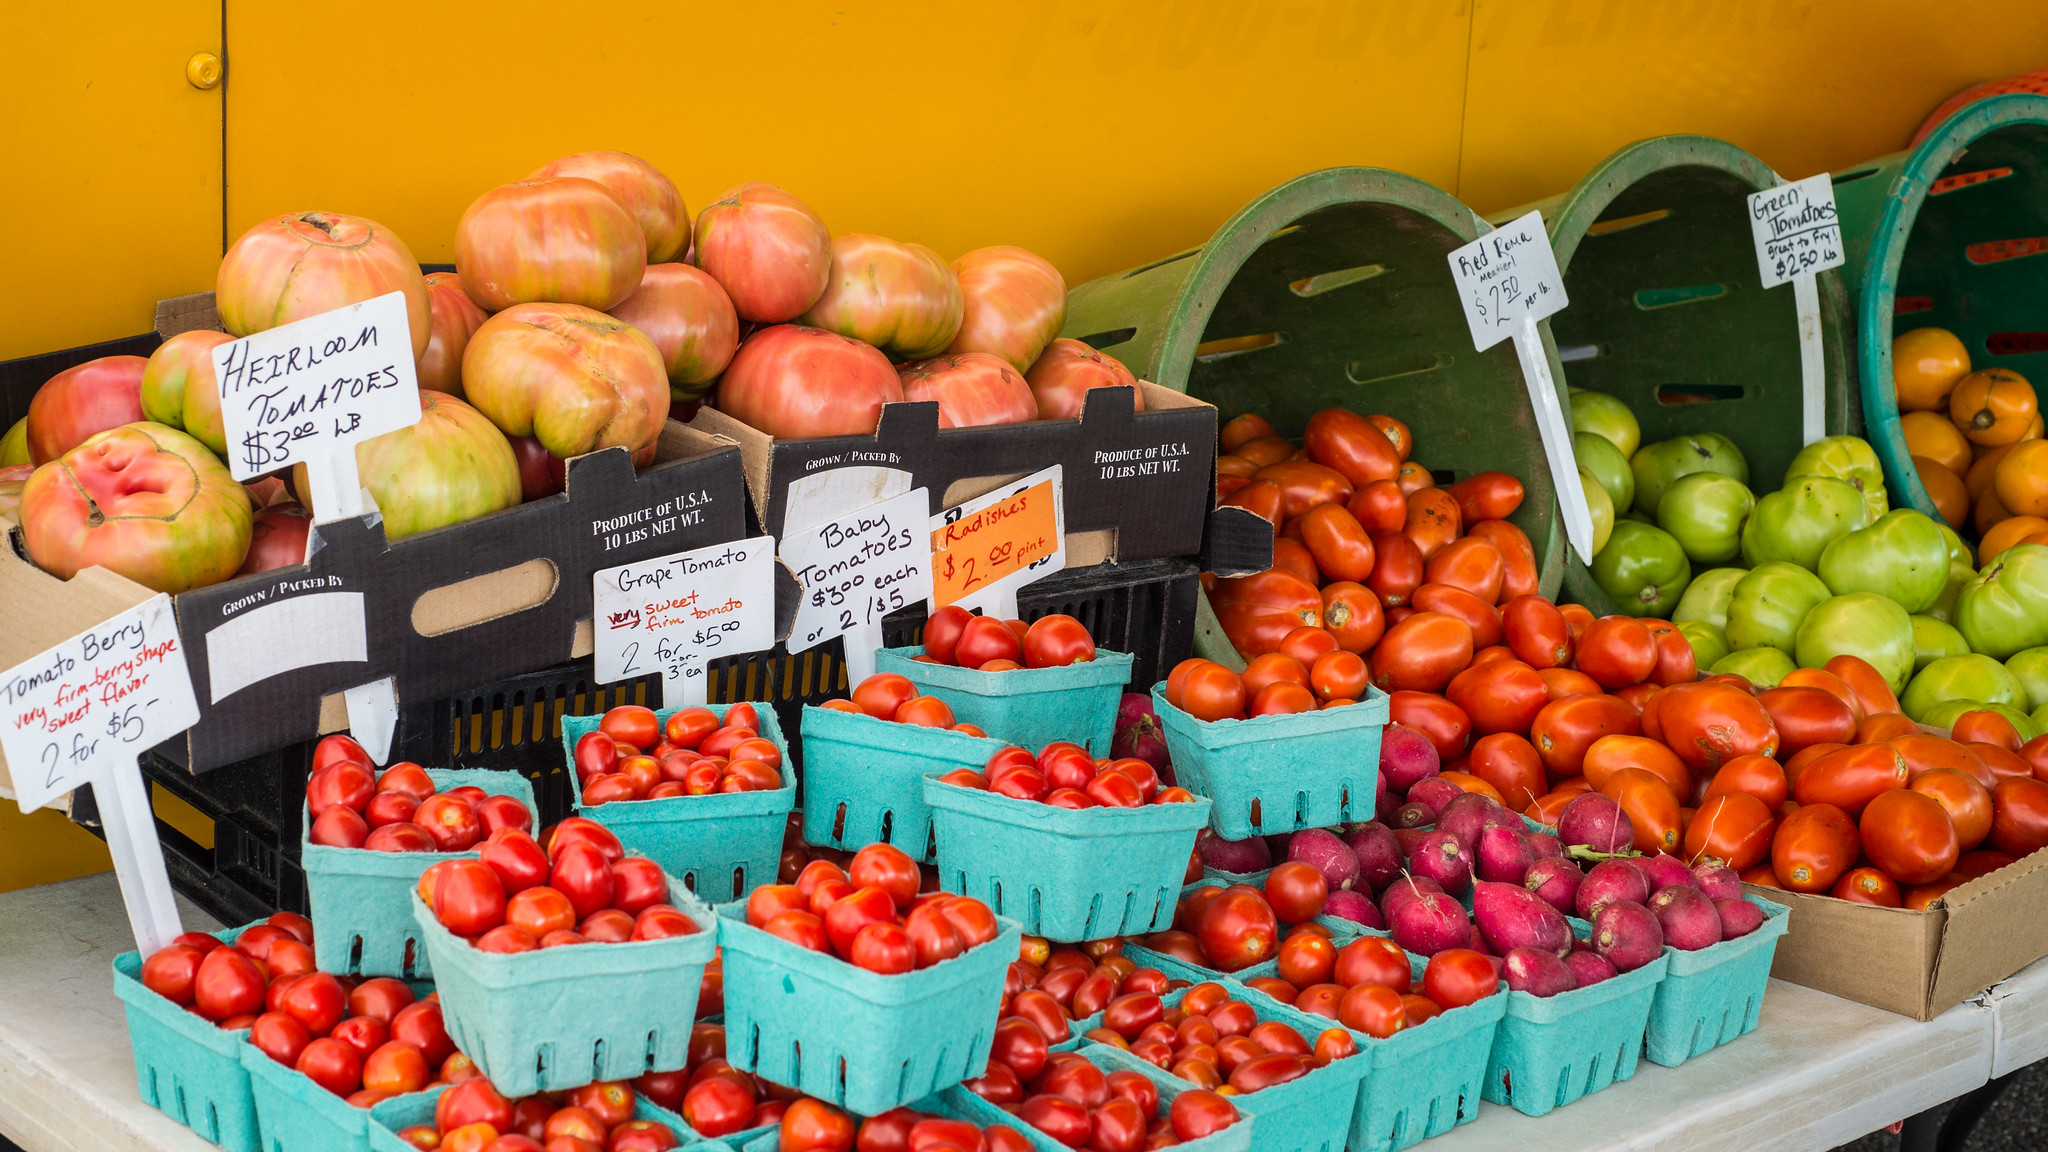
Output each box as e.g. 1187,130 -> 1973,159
0,2 -> 223,360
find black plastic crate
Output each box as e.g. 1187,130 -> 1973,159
0,329 -> 162,426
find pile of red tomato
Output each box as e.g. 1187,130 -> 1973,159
771,1098 -> 1036,1152
572,703 -> 783,805
935,742 -> 1191,809
1141,861 -> 1331,975
632,1020 -> 793,1139
1012,1048 -> 1241,1150
391,1077 -> 684,1152
918,609 -> 1099,671
420,817 -> 699,951
1259,934 -> 1494,1038
306,734 -> 535,851
821,674 -> 985,734
743,844 -> 999,974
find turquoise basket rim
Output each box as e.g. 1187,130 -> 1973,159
874,645 -> 1136,698
921,772 -> 1213,835
1149,682 -> 1391,749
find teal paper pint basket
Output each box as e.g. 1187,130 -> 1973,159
304,768 -> 537,979
367,1088 -> 696,1152
410,867 -> 717,1097
798,705 -> 1009,862
943,1068 -> 1255,1152
1150,684 -> 1389,838
1643,895 -> 1790,1067
562,703 -> 795,903
240,979 -> 435,1152
713,901 -> 1021,1115
874,645 -> 1135,754
924,773 -> 1210,939
1483,948 -> 1669,1117
111,923 -> 262,1152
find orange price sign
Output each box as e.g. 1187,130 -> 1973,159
929,466 -> 1066,615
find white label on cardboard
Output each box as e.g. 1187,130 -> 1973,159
0,596 -> 199,813
594,536 -> 776,706
1749,173 -> 1845,289
211,291 -> 422,512
931,466 -> 1065,621
784,466 -> 915,537
1446,211 -> 1569,352
203,591 -> 369,703
783,488 -> 933,683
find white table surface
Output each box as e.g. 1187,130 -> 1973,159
0,873 -> 2025,1152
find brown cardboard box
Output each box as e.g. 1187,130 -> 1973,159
1753,848 -> 2048,1019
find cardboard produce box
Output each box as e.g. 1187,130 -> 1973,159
1752,849 -> 2048,1019
691,381 -> 1256,567
0,419 -> 748,785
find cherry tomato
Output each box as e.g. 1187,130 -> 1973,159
1333,937 -> 1411,991
682,1076 -> 754,1138
601,706 -> 661,751
550,842 -> 616,920
295,1036 -> 362,1096
894,696 -> 956,728
1179,662 -> 1248,722
1022,614 -> 1097,669
922,605 -> 975,665
573,731 -> 620,785
660,706 -> 718,749
547,817 -> 625,863
1195,889 -> 1279,971
361,1040 -> 428,1094
851,674 -> 917,719
140,942 -> 206,1006
193,945 -> 267,1022
1421,949 -> 1498,1009
1338,983 -> 1408,1038
1262,862 -> 1328,926
955,616 -> 1025,670
389,1001 -> 454,1068
306,762 -> 375,819
763,910 -> 830,952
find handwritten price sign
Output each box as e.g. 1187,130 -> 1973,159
593,537 -> 775,707
1748,173 -> 1843,446
783,488 -> 933,683
931,466 -> 1066,618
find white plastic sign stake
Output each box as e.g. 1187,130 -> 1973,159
343,677 -> 399,766
783,488 -> 933,685
1446,214 -> 1595,564
594,537 -> 777,707
1748,173 -> 1845,446
212,291 -> 422,523
0,595 -> 195,955
930,466 -> 1066,621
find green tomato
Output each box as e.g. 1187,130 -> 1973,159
1679,619 -> 1731,670
1631,433 -> 1750,518
1784,435 -> 1890,525
1901,654 -> 2026,722
0,417 -> 26,467
1569,388 -> 1640,457
1657,472 -> 1755,564
1580,467 -> 1614,556
1740,476 -> 1869,571
1575,432 -> 1636,514
1917,699 -> 2040,741
1673,567 -> 1748,631
1913,615 -> 1972,673
1712,647 -> 1796,688
1955,543 -> 2048,659
1590,521 -> 1692,617
1939,522 -> 1974,570
1795,592 -> 1916,693
1816,509 -> 1950,613
1724,562 -> 1831,654
2008,647 -> 2048,711
1924,561 -> 1975,624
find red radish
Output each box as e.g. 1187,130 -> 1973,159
1715,898 -> 1764,940
1476,826 -> 1537,884
1408,831 -> 1472,896
1502,947 -> 1575,997
1111,694 -> 1171,778
1590,900 -> 1664,972
1343,823 -> 1404,892
1379,724 -> 1440,793
1556,794 -> 1633,855
1196,830 -> 1270,875
1392,802 -> 1436,830
1321,888 -> 1383,930
1389,891 -> 1470,956
1472,881 -> 1571,957
1648,885 -> 1721,950
1641,853 -> 1700,893
1436,793 -> 1515,854
1374,775 -> 1395,821
1406,777 -> 1463,817
1526,832 -> 1564,860
1286,829 -> 1360,890
1379,875 -> 1444,923
1575,858 -> 1652,921
1391,827 -> 1431,858
1693,862 -> 1743,901
1564,951 -> 1618,989
1523,857 -> 1583,915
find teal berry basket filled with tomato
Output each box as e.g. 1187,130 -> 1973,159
798,699 -> 1012,862
875,609 -> 1136,756
113,921 -> 273,1152
1149,683 -> 1390,839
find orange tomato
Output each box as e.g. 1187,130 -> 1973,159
1915,456 -> 1971,530
1445,658 -> 1549,736
1905,877 -> 1967,911
1756,686 -> 1859,757
1309,651 -> 1370,703
1502,595 -> 1573,670
1990,777 -> 2048,855
1372,612 -> 1475,694
1741,861 -> 1783,887
1950,367 -> 2038,446
1972,742 -> 2036,782
1980,515 -> 2048,566
1467,733 -> 1545,811
1779,668 -> 1865,721
1832,866 -> 1903,907
1410,583 -> 1505,650
1395,460 -> 1432,495
1792,744 -> 1911,818
1702,753 -> 1790,811
1347,479 -> 1409,533
1980,482 -> 2015,536
1599,768 -> 1682,854
1684,792 -> 1776,872
1538,667 -> 1602,701
1529,693 -> 1642,776
1424,537 -> 1504,604
1953,710 -> 2023,753
1967,441 -> 2016,502
1303,408 -> 1401,488
1296,504 -> 1375,583
1855,712 -> 1920,744
1366,414 -> 1412,461
1824,656 -> 1903,719
1402,488 -> 1461,559
1442,471 -> 1524,523
1575,617 -> 1658,690
1220,413 -> 1277,453
1210,570 -> 1323,658
1524,789 -> 1579,827
1910,767 -> 1993,851
1467,520 -> 1539,601
1892,327 -> 1971,412
1783,743 -> 1847,791
1366,530 -> 1425,609
1235,436 -> 1296,468
1859,788 -> 1961,885
1656,681 -> 1780,772
1242,653 -> 1311,697
1438,771 -> 1506,804
1270,538 -> 1320,587
1901,409 -> 1973,475
1771,802 -> 1860,893
1317,583 -> 1383,654
1581,735 -> 1691,798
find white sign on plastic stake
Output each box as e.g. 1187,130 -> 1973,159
1446,214 -> 1595,563
783,488 -> 934,685
0,595 -> 196,955
1748,174 -> 1845,446
930,466 -> 1066,621
212,291 -> 422,523
343,677 -> 399,766
593,537 -> 777,708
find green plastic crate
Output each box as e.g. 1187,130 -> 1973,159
1486,136 -> 1854,614
1834,94 -> 2048,529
